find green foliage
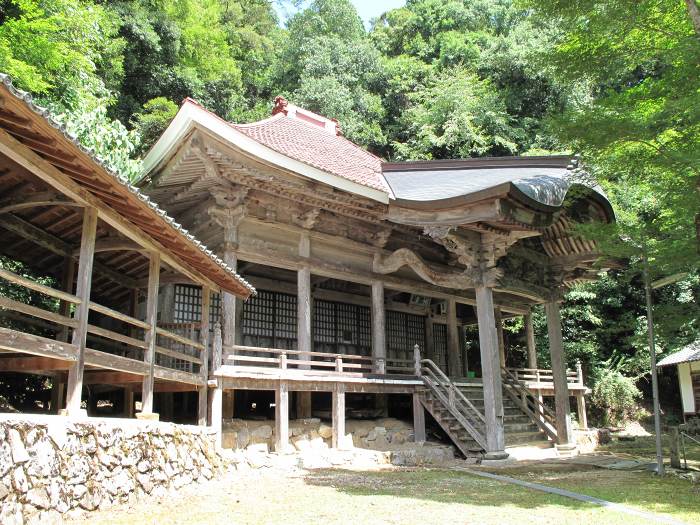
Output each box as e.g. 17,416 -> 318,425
131,96 -> 178,156
0,0 -> 124,102
56,100 -> 142,181
394,69 -> 517,159
523,0 -> 700,276
591,367 -> 642,426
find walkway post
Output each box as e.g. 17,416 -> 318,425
65,207 -> 97,417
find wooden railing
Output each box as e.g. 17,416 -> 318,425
0,266 -> 203,382
501,367 -> 558,442
504,363 -> 584,386
414,345 -> 487,450
222,344 -> 415,376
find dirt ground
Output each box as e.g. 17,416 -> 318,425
68,459 -> 698,525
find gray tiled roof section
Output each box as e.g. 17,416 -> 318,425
384,167 -> 575,206
657,341 -> 700,367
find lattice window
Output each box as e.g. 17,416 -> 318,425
314,300 -> 336,344
432,323 -> 448,372
241,290 -> 297,346
386,310 -> 426,360
173,285 -> 221,326
313,300 -> 371,355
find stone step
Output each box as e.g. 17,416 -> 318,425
503,422 -> 540,433
505,431 -> 548,446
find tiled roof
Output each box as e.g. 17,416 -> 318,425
232,115 -> 390,194
0,74 -> 255,298
657,341 -> 700,367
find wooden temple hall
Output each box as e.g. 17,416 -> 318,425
0,78 -> 614,458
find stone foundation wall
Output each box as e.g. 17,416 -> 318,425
0,414 -> 224,524
222,417 -> 416,452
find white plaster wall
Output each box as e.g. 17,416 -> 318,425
678,362 -> 696,414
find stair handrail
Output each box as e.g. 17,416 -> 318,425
501,366 -> 558,442
420,358 -> 488,450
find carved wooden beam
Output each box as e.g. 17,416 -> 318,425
373,248 -> 492,289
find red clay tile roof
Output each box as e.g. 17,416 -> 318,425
232,115 -> 390,194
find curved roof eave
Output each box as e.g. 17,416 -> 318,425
142,100 -> 391,204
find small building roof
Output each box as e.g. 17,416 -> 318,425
0,74 -> 255,299
657,341 -> 700,367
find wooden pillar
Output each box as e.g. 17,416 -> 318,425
460,324 -> 468,376
275,381 -> 289,452
545,300 -> 574,447
140,251 -> 160,417
210,323 -> 223,446
87,389 -> 97,416
332,384 -> 346,449
424,315 -> 435,362
296,232 -> 312,417
576,393 -> 588,430
58,258 -> 75,343
447,298 -> 461,378
297,236 -> 312,357
50,374 -> 65,414
371,280 -> 386,374
525,309 -> 537,369
475,286 -> 507,458
197,286 -> 211,426
495,307 -> 506,368
123,388 -> 135,418
412,392 -> 426,442
223,391 -> 234,420
65,207 -> 97,417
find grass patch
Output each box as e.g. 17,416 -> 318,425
599,433 -> 700,464
486,463 -> 700,524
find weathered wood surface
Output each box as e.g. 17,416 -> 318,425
371,280 -> 386,373
66,207 -> 97,415
332,383 -> 346,449
525,310 -> 537,369
413,392 -> 426,442
275,380 -> 289,451
89,302 -> 150,330
197,286 -> 211,425
0,295 -> 77,328
545,300 -> 574,446
141,251 -> 161,414
0,266 -> 81,304
0,328 -> 78,360
475,285 -> 506,455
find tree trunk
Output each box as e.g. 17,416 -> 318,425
685,0 -> 700,35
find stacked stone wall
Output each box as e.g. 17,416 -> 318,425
0,414 -> 224,524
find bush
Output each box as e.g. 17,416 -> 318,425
591,369 -> 642,426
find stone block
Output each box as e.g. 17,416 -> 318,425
135,412 -> 160,422
318,424 -> 332,439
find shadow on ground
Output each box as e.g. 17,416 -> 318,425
303,464 -> 699,523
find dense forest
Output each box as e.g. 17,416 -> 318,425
0,0 -> 698,424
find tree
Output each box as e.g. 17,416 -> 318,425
273,0 -> 387,147
371,0 -> 570,158
522,0 -> 700,272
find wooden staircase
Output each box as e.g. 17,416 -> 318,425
419,359 -> 488,457
417,359 -> 557,457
